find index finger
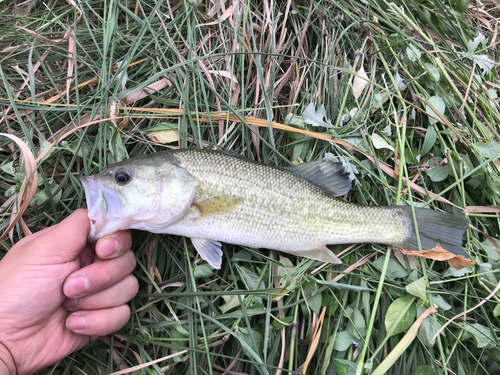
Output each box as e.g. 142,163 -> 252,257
29,209 -> 91,263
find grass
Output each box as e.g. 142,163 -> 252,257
1,0 -> 500,374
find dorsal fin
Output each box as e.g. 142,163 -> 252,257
284,157 -> 351,197
218,149 -> 240,157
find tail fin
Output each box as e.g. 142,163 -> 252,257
393,206 -> 470,258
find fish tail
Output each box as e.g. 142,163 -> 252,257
391,206 -> 470,258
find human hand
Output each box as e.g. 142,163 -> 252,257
0,209 -> 139,375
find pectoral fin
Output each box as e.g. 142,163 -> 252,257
287,245 -> 342,264
193,196 -> 243,218
191,238 -> 223,269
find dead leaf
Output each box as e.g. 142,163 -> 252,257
207,69 -> 240,92
394,250 -> 419,270
124,78 -> 171,104
109,350 -> 189,375
494,157 -> 500,172
352,66 -> 369,100
146,130 -> 179,144
0,133 -> 38,243
463,205 -> 500,213
394,249 -> 407,268
396,244 -> 475,270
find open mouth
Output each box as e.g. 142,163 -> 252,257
81,176 -> 128,242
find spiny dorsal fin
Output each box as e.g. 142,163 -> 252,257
193,196 -> 243,218
284,158 -> 351,197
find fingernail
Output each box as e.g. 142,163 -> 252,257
63,275 -> 90,298
66,314 -> 86,331
99,239 -> 120,258
63,298 -> 78,311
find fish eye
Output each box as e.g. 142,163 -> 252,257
115,169 -> 131,185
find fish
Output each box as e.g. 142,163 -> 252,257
81,149 -> 470,269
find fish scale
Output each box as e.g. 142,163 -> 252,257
163,150 -> 407,250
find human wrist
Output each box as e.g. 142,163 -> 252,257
0,341 -> 15,375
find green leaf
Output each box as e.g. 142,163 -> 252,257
426,166 -> 449,182
416,305 -> 439,347
443,265 -> 474,277
407,45 -> 421,62
39,140 -> 56,162
237,327 -> 263,358
371,133 -> 394,152
421,126 -> 437,155
431,294 -> 452,311
493,304 -> 500,317
333,359 -> 357,375
480,238 -> 500,265
423,63 -> 440,82
385,295 -> 416,337
321,290 -> 330,306
333,330 -> 355,351
193,264 -> 213,278
308,292 -> 323,316
467,175 -> 484,188
232,250 -> 253,262
142,123 -> 178,132
172,323 -> 190,337
426,96 -> 446,125
237,266 -> 265,290
115,60 -> 129,90
393,71 -> 407,92
276,255 -> 295,289
271,316 -> 294,330
219,295 -> 243,313
316,279 -> 374,292
1,161 -> 15,177
302,103 -> 333,128
473,55 -> 495,75
466,323 -> 495,348
33,179 -> 62,205
415,365 -> 436,375
347,308 -> 366,340
63,139 -> 93,160
284,113 -> 306,128
473,140 -> 500,159
108,129 -> 128,163
372,256 -> 409,278
404,147 -> 420,165
292,141 -> 309,162
467,33 -> 486,54
476,258 -> 498,284
406,277 -> 427,301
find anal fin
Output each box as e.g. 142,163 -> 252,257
287,245 -> 342,264
191,238 -> 223,269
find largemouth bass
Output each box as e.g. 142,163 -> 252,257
81,149 -> 469,268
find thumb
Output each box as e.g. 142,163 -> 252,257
26,209 -> 91,263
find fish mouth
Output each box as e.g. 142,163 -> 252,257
81,176 -> 130,242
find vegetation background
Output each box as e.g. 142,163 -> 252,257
1,0 -> 500,374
